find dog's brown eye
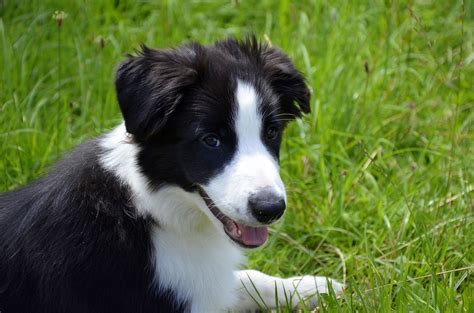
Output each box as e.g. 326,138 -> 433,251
265,126 -> 279,140
202,134 -> 221,148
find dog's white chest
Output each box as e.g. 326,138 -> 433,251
151,226 -> 243,312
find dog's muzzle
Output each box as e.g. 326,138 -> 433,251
197,187 -> 270,248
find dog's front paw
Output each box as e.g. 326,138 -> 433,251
286,275 -> 344,308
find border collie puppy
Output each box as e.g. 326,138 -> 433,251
0,37 -> 343,312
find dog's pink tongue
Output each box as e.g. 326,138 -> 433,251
237,223 -> 268,247
224,221 -> 269,247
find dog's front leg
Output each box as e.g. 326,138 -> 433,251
234,270 -> 343,311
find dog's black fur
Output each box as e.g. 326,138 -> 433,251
0,37 -> 309,313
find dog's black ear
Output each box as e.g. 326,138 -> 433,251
115,43 -> 205,140
261,45 -> 310,118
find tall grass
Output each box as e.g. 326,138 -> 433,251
1,0 -> 473,311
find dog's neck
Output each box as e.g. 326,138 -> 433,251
99,124 -> 244,311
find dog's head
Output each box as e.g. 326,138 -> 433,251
115,37 -> 310,248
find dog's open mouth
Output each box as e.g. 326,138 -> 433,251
198,188 -> 268,248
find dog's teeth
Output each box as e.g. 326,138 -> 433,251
236,229 -> 241,236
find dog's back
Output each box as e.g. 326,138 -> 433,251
0,140 -> 185,313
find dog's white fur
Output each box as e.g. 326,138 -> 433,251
99,81 -> 343,312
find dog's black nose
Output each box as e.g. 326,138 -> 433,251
248,188 -> 286,224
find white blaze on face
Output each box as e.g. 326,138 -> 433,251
203,80 -> 286,224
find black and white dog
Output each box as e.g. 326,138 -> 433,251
0,37 -> 342,312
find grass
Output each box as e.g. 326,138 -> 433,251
1,0 -> 473,311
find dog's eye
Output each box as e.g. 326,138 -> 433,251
265,126 -> 279,140
202,134 -> 221,148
